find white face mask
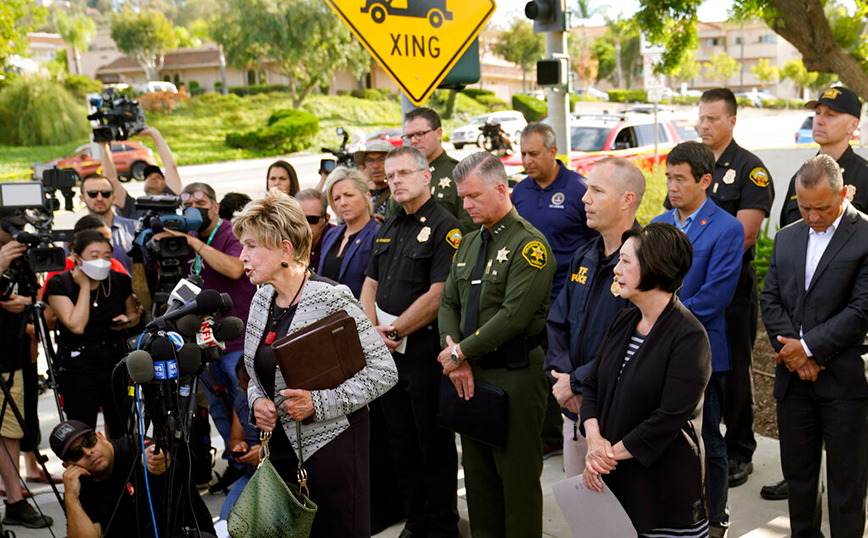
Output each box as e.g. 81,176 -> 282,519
80,259 -> 111,281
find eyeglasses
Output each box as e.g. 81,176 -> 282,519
401,129 -> 433,142
306,215 -> 324,225
385,168 -> 426,183
86,190 -> 113,199
364,156 -> 387,165
180,191 -> 212,204
65,432 -> 98,462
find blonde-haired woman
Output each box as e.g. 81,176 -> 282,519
319,167 -> 380,298
233,189 -> 398,537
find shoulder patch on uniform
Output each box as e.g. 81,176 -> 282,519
376,238 -> 391,243
522,240 -> 548,269
445,228 -> 462,249
749,167 -> 769,188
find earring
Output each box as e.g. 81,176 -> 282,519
281,261 -> 289,268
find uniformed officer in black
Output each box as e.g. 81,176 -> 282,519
763,85 -> 867,502
438,152 -> 554,538
698,88 -> 774,489
780,86 -> 868,227
385,107 -> 475,232
361,146 -> 462,538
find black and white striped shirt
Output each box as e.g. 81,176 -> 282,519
641,518 -> 709,537
618,331 -> 646,380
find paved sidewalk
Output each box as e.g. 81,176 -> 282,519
8,387 -> 864,537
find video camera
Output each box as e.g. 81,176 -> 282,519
87,87 -> 147,143
0,176 -> 75,299
133,195 -> 203,305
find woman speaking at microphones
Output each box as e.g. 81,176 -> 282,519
45,230 -> 140,437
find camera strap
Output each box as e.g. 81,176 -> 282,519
193,220 -> 221,276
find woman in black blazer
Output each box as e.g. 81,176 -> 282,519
581,223 -> 712,537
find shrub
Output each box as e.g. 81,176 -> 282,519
225,108 -> 319,153
350,88 -> 389,101
461,88 -> 495,100
673,95 -> 701,105
475,94 -> 508,110
607,89 -> 648,103
139,87 -> 190,114
736,96 -> 754,108
760,98 -> 805,109
512,93 -> 547,122
64,74 -> 103,101
636,164 -> 667,225
336,90 -> 350,96
228,84 -> 291,97
214,82 -> 223,94
188,80 -> 205,96
0,76 -> 90,145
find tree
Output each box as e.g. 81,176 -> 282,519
750,58 -> 780,90
670,50 -> 701,86
704,51 -> 741,86
781,57 -> 818,98
0,0 -> 47,69
493,19 -> 544,93
54,12 -> 96,76
111,9 -> 177,81
604,16 -> 633,89
591,18 -> 642,88
634,0 -> 868,102
211,0 -> 370,107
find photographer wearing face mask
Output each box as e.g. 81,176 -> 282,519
44,231 -> 140,438
152,183 -> 256,487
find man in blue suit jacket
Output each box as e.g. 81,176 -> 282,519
652,141 -> 744,538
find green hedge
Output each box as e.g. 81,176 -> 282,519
607,89 -> 648,103
512,93 -> 547,122
673,95 -> 701,105
225,108 -> 319,152
461,88 -> 495,99
64,74 -> 103,101
228,84 -> 290,97
761,98 -> 806,109
349,88 -> 394,101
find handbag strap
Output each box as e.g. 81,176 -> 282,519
257,421 -> 310,498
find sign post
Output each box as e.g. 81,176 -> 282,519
326,0 -> 496,106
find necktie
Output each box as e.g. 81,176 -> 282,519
463,229 -> 491,336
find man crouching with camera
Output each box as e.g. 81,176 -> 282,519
52,420 -> 215,538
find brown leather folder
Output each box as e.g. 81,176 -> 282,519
271,309 -> 366,391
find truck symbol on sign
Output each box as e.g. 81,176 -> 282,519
360,0 -> 453,28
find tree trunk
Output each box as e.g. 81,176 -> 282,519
444,89 -> 457,120
218,44 -> 228,95
767,0 -> 868,101
522,68 -> 527,93
615,39 -> 623,89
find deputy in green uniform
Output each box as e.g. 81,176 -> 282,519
437,152 -> 554,538
385,107 -> 475,232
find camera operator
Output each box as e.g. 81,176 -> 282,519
45,231 -> 140,437
52,420 -> 215,538
99,126 -> 182,220
153,183 -> 255,482
0,224 -> 54,529
79,176 -> 136,275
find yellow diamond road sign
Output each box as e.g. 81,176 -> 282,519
326,0 -> 496,106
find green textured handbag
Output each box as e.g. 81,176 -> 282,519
228,422 -> 318,538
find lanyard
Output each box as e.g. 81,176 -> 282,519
193,220 -> 221,275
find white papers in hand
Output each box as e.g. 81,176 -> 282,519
552,474 -> 637,538
375,303 -> 407,354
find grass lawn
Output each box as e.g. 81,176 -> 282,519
0,91 -> 490,180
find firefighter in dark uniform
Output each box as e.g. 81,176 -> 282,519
438,152 -> 554,538
697,89 -> 774,492
385,107 -> 475,232
780,86 -> 868,228
764,86 -> 866,501
361,146 -> 462,538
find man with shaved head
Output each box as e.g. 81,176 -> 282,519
544,157 -> 646,477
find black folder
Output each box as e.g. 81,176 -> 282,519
437,375 -> 508,448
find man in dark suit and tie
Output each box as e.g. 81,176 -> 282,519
761,154 -> 868,538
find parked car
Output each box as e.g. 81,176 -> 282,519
574,87 -> 610,101
37,141 -> 156,184
135,81 -> 178,94
794,114 -> 860,145
367,127 -> 404,147
502,113 -> 697,178
621,104 -> 676,115
450,111 -> 528,150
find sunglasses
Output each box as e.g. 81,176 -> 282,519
65,432 -> 98,462
180,191 -> 212,204
306,215 -> 324,225
86,190 -> 113,199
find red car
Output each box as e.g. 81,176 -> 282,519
38,141 -> 156,184
366,127 -> 404,148
502,114 -> 698,178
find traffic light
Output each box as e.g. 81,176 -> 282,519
525,0 -> 565,33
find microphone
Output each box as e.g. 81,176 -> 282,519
218,293 -> 233,315
196,319 -> 224,350
213,317 -> 244,343
175,314 -> 202,338
164,276 -> 204,316
126,350 -> 155,384
178,343 -> 202,377
145,289 -> 225,330
177,343 -> 203,438
151,337 -> 178,414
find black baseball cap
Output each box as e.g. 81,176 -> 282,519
142,164 -> 164,178
50,420 -> 93,461
806,86 -> 862,118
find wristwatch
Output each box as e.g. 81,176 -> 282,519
450,344 -> 462,365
